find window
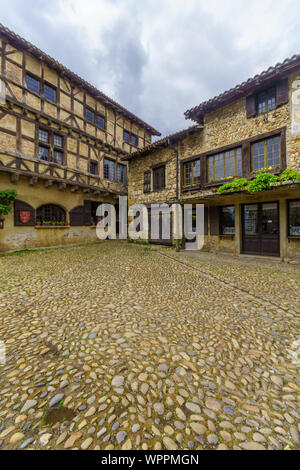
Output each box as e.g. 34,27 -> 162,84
38,128 -> 64,164
53,150 -> 63,165
131,134 -> 138,147
208,147 -> 242,182
123,130 -> 138,146
117,164 -> 126,184
44,84 -> 56,103
153,165 -> 165,191
89,160 -> 98,176
85,108 -> 94,124
104,158 -> 115,181
39,129 -> 49,143
38,146 -> 49,161
220,206 -> 235,235
144,171 -> 151,193
124,131 -> 130,143
252,136 -> 280,172
183,159 -> 201,188
26,74 -> 40,94
258,87 -> 276,114
36,204 -> 66,226
288,200 -> 300,237
96,115 -> 105,130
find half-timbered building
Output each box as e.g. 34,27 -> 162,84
0,24 -> 160,252
125,55 -> 300,260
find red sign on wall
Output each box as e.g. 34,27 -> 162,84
19,211 -> 31,225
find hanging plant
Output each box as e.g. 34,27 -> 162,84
0,190 -> 18,216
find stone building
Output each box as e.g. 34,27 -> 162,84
0,24 -> 160,252
125,55 -> 300,260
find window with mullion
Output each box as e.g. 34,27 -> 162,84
104,158 -> 115,181
44,84 -> 56,103
208,148 -> 242,182
117,163 -> 126,184
38,128 -> 64,164
85,108 -> 95,124
144,171 -> 151,193
258,87 -> 276,114
252,136 -> 280,171
153,165 -> 165,191
26,74 -> 40,94
183,159 -> 201,188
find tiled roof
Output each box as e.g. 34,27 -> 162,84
0,23 -> 161,136
185,53 -> 300,122
122,125 -> 203,161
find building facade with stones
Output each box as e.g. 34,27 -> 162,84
0,25 -> 160,252
125,55 -> 300,260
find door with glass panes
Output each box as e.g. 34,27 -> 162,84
242,202 -> 280,256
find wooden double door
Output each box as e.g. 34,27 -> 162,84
242,202 -> 280,257
148,207 -> 173,246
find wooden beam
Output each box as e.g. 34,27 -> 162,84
70,185 -> 79,192
58,183 -> 67,191
44,180 -> 53,188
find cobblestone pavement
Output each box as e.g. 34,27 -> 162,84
0,241 -> 299,451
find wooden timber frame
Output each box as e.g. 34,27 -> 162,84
0,24 -> 160,197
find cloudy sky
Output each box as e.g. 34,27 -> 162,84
1,0 -> 299,136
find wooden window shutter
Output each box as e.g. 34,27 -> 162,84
83,200 -> 92,226
70,206 -> 84,226
246,94 -> 257,118
14,200 -> 35,226
161,166 -> 166,189
276,78 -> 289,107
210,206 -> 220,235
204,206 -> 208,236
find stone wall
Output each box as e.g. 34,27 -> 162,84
128,70 -> 300,206
0,173 -> 117,252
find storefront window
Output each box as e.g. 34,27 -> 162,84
220,206 -> 235,235
289,200 -> 300,236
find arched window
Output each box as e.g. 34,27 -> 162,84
36,204 -> 66,226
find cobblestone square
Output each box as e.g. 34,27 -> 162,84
0,242 -> 299,450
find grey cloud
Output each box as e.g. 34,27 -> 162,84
0,0 -> 299,137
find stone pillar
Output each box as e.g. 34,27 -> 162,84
235,203 -> 242,255
279,198 -> 287,260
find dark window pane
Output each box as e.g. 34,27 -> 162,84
289,200 -> 300,236
144,171 -> 151,193
262,203 -> 279,234
85,109 -> 94,123
26,74 -> 39,94
38,146 -> 49,161
96,116 -> 105,129
124,131 -> 130,143
131,134 -> 138,146
221,206 -> 235,235
54,134 -> 63,147
53,150 -> 63,165
258,87 -> 276,114
104,158 -> 115,181
90,161 -> 98,175
117,164 -> 126,183
244,204 -> 258,235
44,85 -> 56,103
38,129 -> 49,143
